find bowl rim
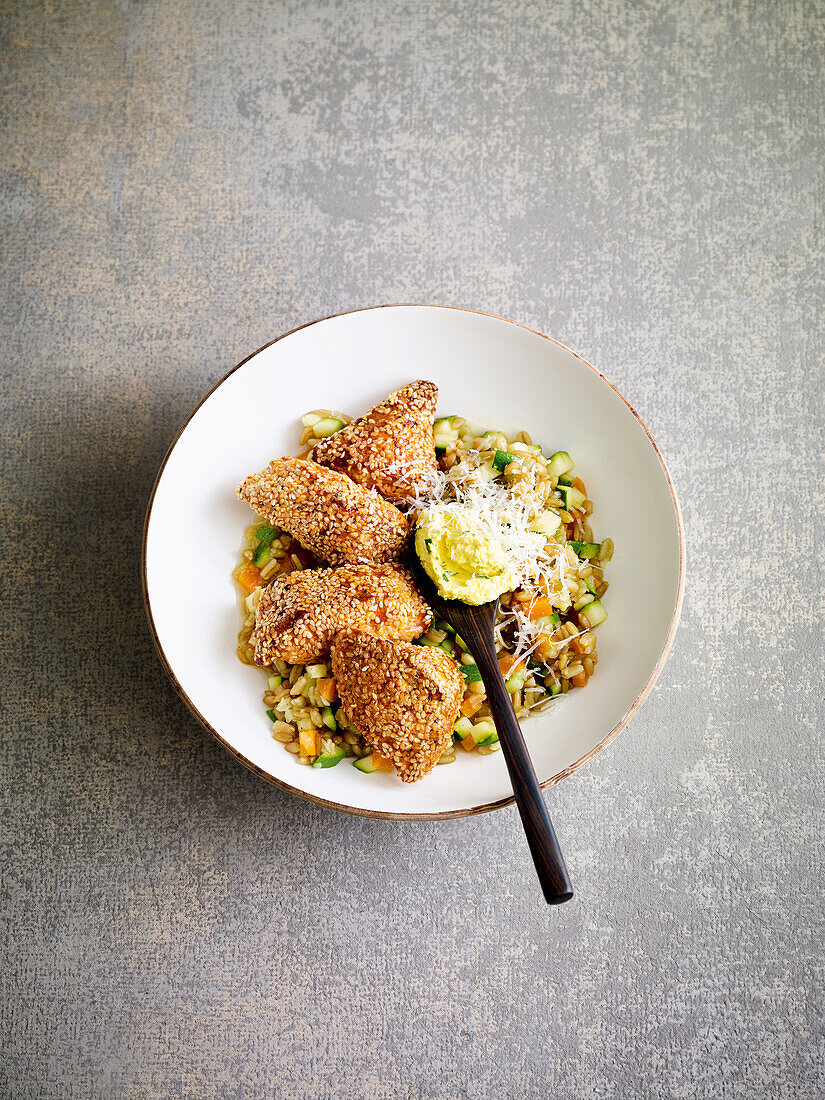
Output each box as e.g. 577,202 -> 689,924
141,303 -> 686,820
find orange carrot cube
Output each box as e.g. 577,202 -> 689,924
317,678 -> 337,703
372,751 -> 394,772
236,564 -> 264,594
460,694 -> 484,718
299,729 -> 319,757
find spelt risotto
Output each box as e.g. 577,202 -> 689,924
234,394 -> 612,778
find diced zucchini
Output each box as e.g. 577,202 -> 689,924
256,524 -> 278,543
252,542 -> 271,566
579,599 -> 608,628
569,541 -> 601,560
461,663 -> 482,684
493,449 -> 516,472
453,716 -> 474,740
267,675 -> 283,690
472,721 -> 499,746
585,577 -> 598,595
558,485 -> 586,511
557,475 -> 573,487
505,672 -> 526,692
266,708 -> 278,723
439,639 -> 455,655
305,663 -> 327,678
433,417 -> 460,450
353,754 -> 379,773
534,612 -> 561,631
547,682 -> 561,697
313,417 -> 345,438
435,619 -> 455,636
473,460 -> 499,484
574,591 -> 598,611
321,706 -> 337,731
477,732 -> 499,747
547,451 -> 574,477
313,748 -> 346,769
531,510 -> 562,537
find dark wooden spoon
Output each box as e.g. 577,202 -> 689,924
411,561 -> 574,905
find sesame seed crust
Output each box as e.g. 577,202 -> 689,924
237,457 -> 410,565
251,564 -> 432,665
311,380 -> 438,502
330,631 -> 465,783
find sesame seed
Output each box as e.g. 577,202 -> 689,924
311,381 -> 438,502
251,563 -> 432,665
237,457 -> 409,565
330,631 -> 464,783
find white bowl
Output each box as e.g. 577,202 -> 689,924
143,306 -> 684,819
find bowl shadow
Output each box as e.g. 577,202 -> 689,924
6,377 -> 293,811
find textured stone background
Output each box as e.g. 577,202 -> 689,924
1,1 -> 823,1097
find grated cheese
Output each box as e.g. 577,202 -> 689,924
394,451 -> 587,662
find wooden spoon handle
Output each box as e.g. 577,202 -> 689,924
475,642 -> 574,905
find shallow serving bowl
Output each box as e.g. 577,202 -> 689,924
143,305 -> 684,819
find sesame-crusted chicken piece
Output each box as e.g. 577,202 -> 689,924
310,380 -> 438,503
330,631 -> 465,783
251,564 -> 432,665
237,457 -> 409,565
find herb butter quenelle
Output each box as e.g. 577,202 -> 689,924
414,502 -> 517,605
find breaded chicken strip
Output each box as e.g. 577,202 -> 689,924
311,380 -> 438,503
251,564 -> 431,665
330,631 -> 465,783
237,457 -> 409,565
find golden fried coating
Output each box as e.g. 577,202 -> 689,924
237,457 -> 409,565
251,564 -> 431,665
311,380 -> 438,503
330,631 -> 465,783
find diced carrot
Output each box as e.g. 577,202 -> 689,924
572,476 -> 586,495
499,653 -> 528,678
299,728 -> 319,757
527,596 -> 554,621
534,634 -> 554,662
460,693 -> 484,718
317,678 -> 337,703
236,563 -> 264,594
372,751 -> 394,772
498,654 -> 518,676
457,734 -> 476,752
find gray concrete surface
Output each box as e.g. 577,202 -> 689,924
1,1 -> 823,1097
